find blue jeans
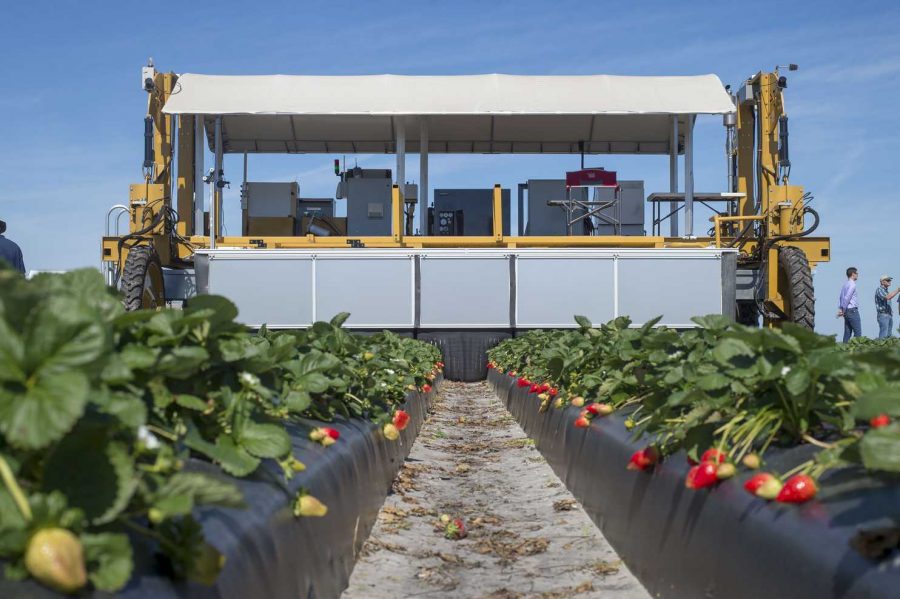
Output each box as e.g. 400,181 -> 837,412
843,308 -> 862,342
877,312 -> 893,338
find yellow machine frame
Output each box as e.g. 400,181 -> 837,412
103,68 -> 829,325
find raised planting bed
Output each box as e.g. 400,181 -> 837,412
486,316 -> 900,599
0,268 -> 444,596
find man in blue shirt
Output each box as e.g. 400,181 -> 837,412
875,275 -> 899,338
0,219 -> 25,274
838,266 -> 861,342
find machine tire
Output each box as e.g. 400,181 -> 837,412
778,246 -> 815,330
121,245 -> 166,311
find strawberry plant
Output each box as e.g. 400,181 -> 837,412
0,266 -> 439,593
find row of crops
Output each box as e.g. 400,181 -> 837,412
487,316 -> 900,505
0,268 -> 441,594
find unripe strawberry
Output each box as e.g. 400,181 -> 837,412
537,392 -> 549,401
426,373 -> 435,382
594,403 -> 614,416
309,428 -> 326,442
321,435 -> 336,447
742,453 -> 761,470
574,416 -> 590,428
393,410 -> 410,431
744,472 -> 776,495
148,507 -> 165,523
570,396 -> 585,407
363,351 -> 375,361
383,423 -> 400,440
776,474 -> 817,503
624,418 -> 635,430
406,384 -> 417,391
870,414 -> 891,428
716,463 -> 736,480
294,494 -> 328,517
439,514 -> 451,524
554,397 -> 566,409
24,528 -> 87,593
755,476 -> 783,500
288,456 -> 306,472
444,518 -> 467,540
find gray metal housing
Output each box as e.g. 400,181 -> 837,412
432,189 -> 511,236
194,248 -> 737,329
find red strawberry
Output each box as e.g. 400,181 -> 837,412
627,447 -> 659,471
776,474 -> 817,504
508,371 -> 517,377
323,427 -> 340,440
744,473 -> 782,499
392,410 -> 410,431
701,448 -> 727,464
529,384 -> 540,394
685,462 -> 719,489
585,404 -> 600,416
517,377 -> 530,388
548,387 -> 558,397
574,416 -> 590,428
444,518 -> 467,540
423,384 -> 432,393
486,362 -> 494,369
870,414 -> 891,428
540,383 -> 550,392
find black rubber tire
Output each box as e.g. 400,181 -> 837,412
736,300 -> 759,327
121,245 -> 165,311
778,246 -> 815,330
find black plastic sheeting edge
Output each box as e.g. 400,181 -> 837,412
488,369 -> 900,599
418,332 -> 511,382
3,380 -> 440,599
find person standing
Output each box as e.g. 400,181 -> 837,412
838,267 -> 861,342
0,219 -> 25,274
875,275 -> 899,338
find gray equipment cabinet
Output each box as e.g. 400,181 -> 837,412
339,168 -> 393,236
432,189 -> 511,236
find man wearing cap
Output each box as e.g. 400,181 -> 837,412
875,275 -> 899,338
0,219 -> 25,274
838,267 -> 862,342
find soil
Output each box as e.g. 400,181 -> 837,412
343,381 -> 649,599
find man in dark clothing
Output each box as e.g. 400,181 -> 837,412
0,219 -> 25,274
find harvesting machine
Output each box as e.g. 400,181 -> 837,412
102,63 -> 828,338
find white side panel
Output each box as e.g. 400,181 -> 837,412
517,257 -> 615,327
207,257 -> 313,327
315,256 -> 414,328
420,255 -> 509,327
618,255 -> 722,326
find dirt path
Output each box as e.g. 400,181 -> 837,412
343,381 -> 649,599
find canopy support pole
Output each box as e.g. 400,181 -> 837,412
669,116 -> 679,237
193,116 -> 205,236
211,116 -> 223,249
683,114 -> 695,238
419,119 -> 428,235
396,119 -> 406,200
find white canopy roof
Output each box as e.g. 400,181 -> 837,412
163,74 -> 735,155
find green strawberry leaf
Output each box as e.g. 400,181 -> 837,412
240,422 -> 291,459
184,428 -> 260,477
81,532 -> 133,592
851,387 -> 900,420
151,472 -> 245,519
859,424 -> 900,472
0,369 -> 89,449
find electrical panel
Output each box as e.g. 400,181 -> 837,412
431,189 -> 510,236
342,169 -> 393,236
244,182 -> 299,218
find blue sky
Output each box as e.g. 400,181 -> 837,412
1,0 -> 898,337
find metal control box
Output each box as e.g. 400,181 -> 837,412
431,189 -> 510,236
525,179 -> 587,236
244,182 -> 299,218
339,169 -> 393,236
593,180 -> 645,235
298,198 -> 335,218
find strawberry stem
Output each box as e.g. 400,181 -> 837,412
0,454 -> 32,522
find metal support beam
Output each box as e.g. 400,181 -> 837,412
683,114 -> 695,237
395,119 -> 406,199
194,116 -> 205,235
492,184 -> 503,241
212,116 -> 223,249
669,116 -> 679,237
419,119 -> 428,235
